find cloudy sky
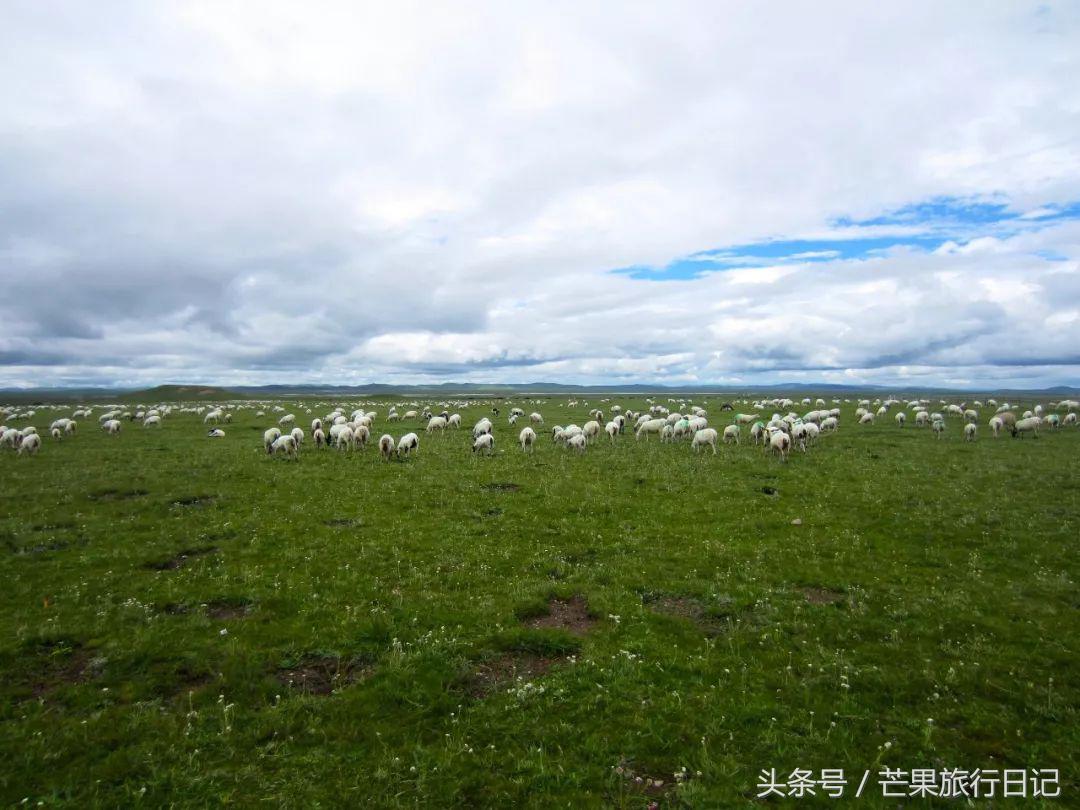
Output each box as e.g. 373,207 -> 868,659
1,2 -> 1079,390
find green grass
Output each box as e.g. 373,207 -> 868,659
1,398 -> 1077,806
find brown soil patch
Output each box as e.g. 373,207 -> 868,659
143,545 -> 219,571
205,599 -> 251,620
88,488 -> 149,501
482,482 -> 520,492
525,595 -> 596,635
172,495 -> 216,507
323,518 -> 362,527
28,640 -> 102,697
462,652 -> 561,698
645,593 -> 737,636
800,586 -> 845,605
276,655 -> 372,696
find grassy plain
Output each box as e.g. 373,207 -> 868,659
1,396 -> 1076,806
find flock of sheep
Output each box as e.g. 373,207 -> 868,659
3,394 -> 1076,461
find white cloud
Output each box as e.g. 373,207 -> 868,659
0,2 -> 1079,389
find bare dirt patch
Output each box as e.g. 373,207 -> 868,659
205,598 -> 252,620
644,593 -> 741,636
761,486 -> 779,497
25,639 -> 103,697
524,595 -> 596,636
323,518 -> 362,527
462,652 -> 562,698
276,655 -> 372,696
143,545 -> 219,571
800,586 -> 845,605
482,482 -> 520,492
88,488 -> 149,501
171,495 -> 216,507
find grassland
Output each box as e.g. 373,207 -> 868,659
0,397 -> 1077,807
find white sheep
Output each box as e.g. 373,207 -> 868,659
311,418 -> 323,433
379,434 -> 395,459
963,423 -> 976,442
530,412 -> 544,425
143,415 -> 162,428
895,412 -> 906,427
1012,417 -> 1040,438
263,427 -> 282,451
426,416 -> 448,433
566,433 -> 587,452
915,412 -> 930,427
353,424 -> 370,447
290,427 -> 304,446
448,414 -> 461,428
208,428 -> 226,438
519,426 -> 537,452
723,424 -> 740,445
313,428 -> 326,447
270,434 -> 298,459
691,428 -> 718,454
604,421 -> 619,442
17,433 -> 41,456
334,426 -> 355,451
768,429 -> 791,461
932,419 -> 945,439
582,420 -> 601,443
102,419 -> 122,435
278,413 -> 296,427
397,432 -> 419,458
635,418 -> 666,440
472,433 -> 495,455
473,418 -> 493,438
859,413 -> 874,425
51,427 -> 62,441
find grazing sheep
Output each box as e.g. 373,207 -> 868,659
605,421 -> 619,441
735,413 -> 760,425
397,432 -> 419,458
1,428 -> 20,448
311,418 -> 323,433
635,418 -> 666,441
472,433 -> 495,455
895,412 -> 906,427
270,434 -> 298,459
263,427 -> 282,451
963,423 -> 976,442
102,420 -> 122,436
988,416 -> 1003,438
519,426 -> 537,452
426,416 -> 448,433
915,411 -> 930,427
1043,413 -> 1060,430
530,412 -> 544,425
208,428 -> 226,438
582,420 -> 601,443
768,429 -> 791,461
1064,413 -> 1077,427
334,426 -> 355,451
691,428 -> 718,454
998,412 -> 1017,429
379,434 -> 395,460
290,427 -> 304,447
859,412 -> 874,425
50,427 -> 62,441
353,424 -> 370,447
723,424 -> 740,445
448,414 -> 461,428
473,418 -> 493,438
313,428 -> 326,447
661,424 -> 675,442
1012,417 -> 1040,438
143,415 -> 162,428
566,433 -> 587,452
278,413 -> 296,427
17,433 -> 41,456
932,419 -> 945,438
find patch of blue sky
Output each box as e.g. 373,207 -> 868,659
614,195 -> 1080,281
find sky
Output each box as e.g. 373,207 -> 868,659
1,2 -> 1079,391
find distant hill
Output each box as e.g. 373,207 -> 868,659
124,385 -> 241,401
